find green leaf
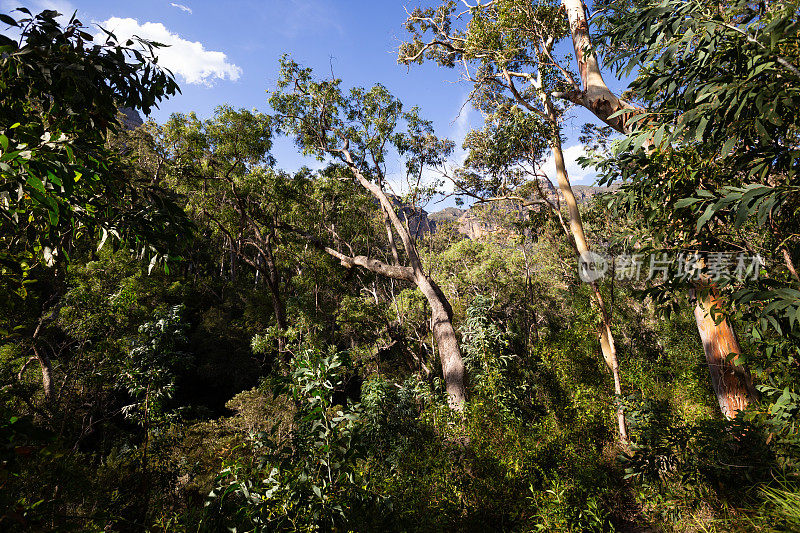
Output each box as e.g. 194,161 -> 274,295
695,116 -> 709,141
675,197 -> 700,208
755,118 -> 769,141
0,150 -> 19,162
46,171 -> 62,187
0,14 -> 18,26
26,174 -> 45,193
696,203 -> 716,230
720,136 -> 736,157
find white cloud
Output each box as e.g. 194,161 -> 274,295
99,17 -> 241,86
169,3 -> 192,15
541,144 -> 597,185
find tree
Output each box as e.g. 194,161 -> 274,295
558,0 -> 767,418
142,107 -> 304,354
0,9 -> 185,399
400,0 -> 628,438
268,58 -> 467,410
594,0 -> 799,433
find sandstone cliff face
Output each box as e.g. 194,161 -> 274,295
456,213 -> 491,239
455,205 -> 519,240
427,180 -> 612,240
429,207 -> 464,225
119,107 -> 144,130
389,196 -> 437,237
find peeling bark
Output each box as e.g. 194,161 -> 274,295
548,99 -> 628,441
561,0 -> 637,133
691,285 -> 757,418
560,0 -> 756,418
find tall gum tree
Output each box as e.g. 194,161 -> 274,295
268,58 -> 466,410
557,0 -> 759,418
400,0 -> 628,439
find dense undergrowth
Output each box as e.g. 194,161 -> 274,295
3,233 -> 796,532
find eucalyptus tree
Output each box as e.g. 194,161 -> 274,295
144,106 -> 305,352
268,58 -> 466,410
400,0 -> 628,437
556,0 -> 776,418
421,0 -> 765,421
594,0 -> 799,435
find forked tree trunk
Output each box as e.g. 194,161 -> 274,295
326,150 -> 467,410
320,244 -> 466,410
560,0 -> 637,132
19,347 -> 54,402
560,0 -> 756,419
24,315 -> 55,402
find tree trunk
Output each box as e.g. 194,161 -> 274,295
262,245 -> 287,353
417,276 -> 466,410
691,285 -> 757,418
592,282 -> 627,439
318,242 -> 467,410
34,346 -> 54,402
267,280 -> 287,353
337,150 -> 467,410
560,0 -> 637,133
547,101 -> 628,441
560,0 -> 755,418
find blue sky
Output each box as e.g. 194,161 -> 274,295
2,0 -> 626,207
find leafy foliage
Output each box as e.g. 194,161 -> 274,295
2,4 -> 798,532
120,305 -> 191,426
594,0 -> 800,466
0,9 -> 186,300
207,350 -> 382,532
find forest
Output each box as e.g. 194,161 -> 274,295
1,0 -> 799,531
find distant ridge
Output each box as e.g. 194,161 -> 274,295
426,183 -> 613,240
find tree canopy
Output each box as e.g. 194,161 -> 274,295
0,9 -> 185,301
